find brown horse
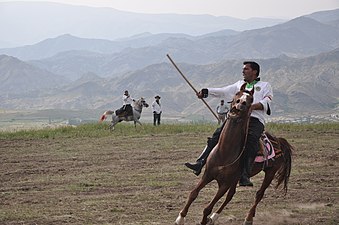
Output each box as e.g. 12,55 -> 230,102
175,86 -> 293,225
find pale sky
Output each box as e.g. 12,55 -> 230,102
3,0 -> 339,19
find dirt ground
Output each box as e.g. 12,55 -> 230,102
0,126 -> 338,225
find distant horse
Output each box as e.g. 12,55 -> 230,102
99,97 -> 149,130
175,85 -> 293,225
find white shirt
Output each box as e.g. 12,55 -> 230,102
216,103 -> 229,114
207,80 -> 273,125
151,100 -> 162,114
123,94 -> 134,105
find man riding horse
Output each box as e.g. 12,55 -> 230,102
116,90 -> 135,119
185,61 -> 273,186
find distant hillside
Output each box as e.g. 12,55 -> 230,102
19,13 -> 339,80
0,50 -> 338,117
0,55 -> 68,96
306,8 -> 339,23
0,33 -> 200,61
0,1 -> 284,47
0,5 -> 338,119
0,35 -> 123,60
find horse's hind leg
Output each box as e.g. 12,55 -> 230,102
244,170 -> 275,225
175,177 -> 212,225
110,120 -> 120,131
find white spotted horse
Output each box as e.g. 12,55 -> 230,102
99,97 -> 149,130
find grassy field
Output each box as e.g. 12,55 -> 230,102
1,123 -> 338,225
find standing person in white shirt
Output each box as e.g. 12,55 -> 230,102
216,100 -> 229,125
185,61 -> 273,187
151,95 -> 162,126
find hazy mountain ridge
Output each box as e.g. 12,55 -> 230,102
0,55 -> 68,95
0,7 -> 338,119
306,8 -> 339,23
0,1 -> 285,48
1,49 -> 338,117
1,12 -> 337,81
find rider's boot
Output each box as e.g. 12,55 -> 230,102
185,138 -> 216,176
239,156 -> 255,187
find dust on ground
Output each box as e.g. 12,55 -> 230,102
0,127 -> 338,224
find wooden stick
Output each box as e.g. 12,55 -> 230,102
166,54 -> 220,122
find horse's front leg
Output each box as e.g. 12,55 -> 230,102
209,178 -> 238,224
134,120 -> 142,127
200,181 -> 230,225
175,177 -> 211,225
244,170 -> 275,225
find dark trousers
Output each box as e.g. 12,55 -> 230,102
244,117 -> 264,159
124,104 -> 133,115
153,113 -> 161,125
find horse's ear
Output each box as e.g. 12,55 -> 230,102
240,83 -> 246,91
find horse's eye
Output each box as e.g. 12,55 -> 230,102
236,99 -> 240,103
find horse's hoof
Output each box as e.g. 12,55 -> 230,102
243,220 -> 253,225
207,213 -> 219,225
206,217 -> 214,225
197,218 -> 212,225
174,214 -> 185,225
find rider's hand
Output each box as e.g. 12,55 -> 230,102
197,91 -> 203,99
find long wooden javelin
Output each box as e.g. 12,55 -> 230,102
166,54 -> 220,122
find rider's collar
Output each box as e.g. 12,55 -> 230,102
246,78 -> 260,89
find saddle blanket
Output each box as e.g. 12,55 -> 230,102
255,134 -> 275,163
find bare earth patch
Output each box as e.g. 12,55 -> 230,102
0,127 -> 338,224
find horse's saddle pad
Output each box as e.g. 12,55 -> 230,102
255,134 -> 275,163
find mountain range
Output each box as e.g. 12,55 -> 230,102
1,48 -> 338,118
0,5 -> 338,121
0,10 -> 338,81
0,2 -> 284,48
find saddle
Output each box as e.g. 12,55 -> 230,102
255,133 -> 282,163
115,106 -> 133,118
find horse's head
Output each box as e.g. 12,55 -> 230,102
134,97 -> 149,111
140,97 -> 149,108
228,85 -> 254,118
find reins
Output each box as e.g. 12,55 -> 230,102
220,115 -> 250,168
218,95 -> 252,168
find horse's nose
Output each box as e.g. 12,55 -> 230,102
235,101 -> 247,110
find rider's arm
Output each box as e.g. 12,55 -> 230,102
252,103 -> 263,110
259,83 -> 273,115
197,81 -> 240,100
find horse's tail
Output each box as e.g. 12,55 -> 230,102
98,110 -> 114,123
275,137 -> 294,194
99,114 -> 107,122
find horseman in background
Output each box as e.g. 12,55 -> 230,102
116,90 -> 135,119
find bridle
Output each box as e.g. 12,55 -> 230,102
221,90 -> 253,168
134,99 -> 148,113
